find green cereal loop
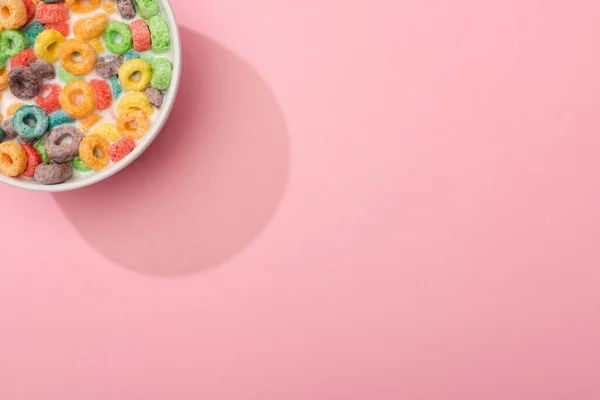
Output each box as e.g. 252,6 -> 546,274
48,110 -> 75,129
13,105 -> 49,140
151,58 -> 172,90
0,54 -> 6,71
0,128 -> 4,141
26,22 -> 44,46
72,156 -> 92,172
35,139 -> 51,163
134,0 -> 159,19
58,66 -> 81,83
148,16 -> 170,53
0,30 -> 29,58
103,22 -> 133,55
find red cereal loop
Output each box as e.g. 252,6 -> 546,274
23,0 -> 36,24
35,83 -> 61,114
108,136 -> 135,162
90,79 -> 113,110
130,19 -> 151,52
10,48 -> 36,68
44,22 -> 70,37
21,144 -> 42,178
37,3 -> 70,24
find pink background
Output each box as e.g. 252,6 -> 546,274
2,0 -> 600,398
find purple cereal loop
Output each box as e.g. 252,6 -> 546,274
117,0 -> 136,19
2,118 -> 18,139
144,87 -> 164,109
29,60 -> 56,80
45,126 -> 84,163
34,163 -> 73,185
18,136 -> 38,146
95,55 -> 124,79
8,66 -> 42,99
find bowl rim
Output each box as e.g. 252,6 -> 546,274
0,0 -> 182,193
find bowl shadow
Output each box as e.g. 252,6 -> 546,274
53,26 -> 290,276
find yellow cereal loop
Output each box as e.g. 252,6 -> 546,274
88,37 -> 104,54
34,29 -> 65,63
101,0 -> 116,13
66,0 -> 101,13
73,14 -> 108,40
59,80 -> 96,119
116,109 -> 149,140
59,38 -> 97,76
79,135 -> 110,170
91,123 -> 119,142
80,113 -> 102,133
0,141 -> 26,177
7,102 -> 23,116
118,58 -> 152,92
117,91 -> 153,116
0,0 -> 27,30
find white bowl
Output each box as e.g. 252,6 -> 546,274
0,0 -> 182,192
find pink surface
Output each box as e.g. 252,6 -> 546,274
1,1 -> 600,399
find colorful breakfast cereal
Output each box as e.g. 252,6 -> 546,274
0,0 -> 173,184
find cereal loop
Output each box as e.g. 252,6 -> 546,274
10,48 -> 36,68
0,67 -> 7,90
73,13 -> 108,40
90,78 -> 112,110
79,134 -> 110,170
103,21 -> 132,54
34,29 -> 65,63
37,2 -> 69,24
21,143 -> 41,177
0,0 -> 27,29
59,38 -> 97,76
0,29 -> 29,58
65,0 -> 101,13
118,58 -> 151,91
108,135 -> 134,162
130,19 -> 151,52
35,83 -> 61,113
117,91 -> 153,115
116,108 -> 149,140
59,80 -> 96,119
0,141 -> 26,176
91,123 -> 119,142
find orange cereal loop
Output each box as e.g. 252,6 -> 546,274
116,109 -> 149,140
59,38 -> 97,76
101,0 -> 115,13
7,102 -> 23,116
80,113 -> 102,133
91,123 -> 119,142
0,141 -> 27,177
59,80 -> 96,119
79,135 -> 110,170
0,0 -> 27,29
65,0 -> 101,13
88,37 -> 104,54
0,68 -> 8,90
73,14 -> 108,40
